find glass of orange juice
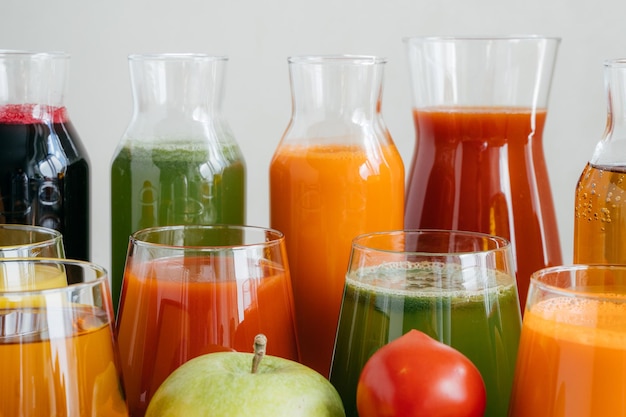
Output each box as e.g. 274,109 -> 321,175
508,264 -> 626,417
0,258 -> 128,416
116,224 -> 300,417
0,223 -> 65,258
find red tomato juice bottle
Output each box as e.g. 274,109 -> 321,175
404,37 -> 563,309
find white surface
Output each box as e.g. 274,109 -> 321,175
1,0 -> 618,271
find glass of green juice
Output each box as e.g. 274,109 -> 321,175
329,229 -> 522,417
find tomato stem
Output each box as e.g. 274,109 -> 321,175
251,334 -> 267,374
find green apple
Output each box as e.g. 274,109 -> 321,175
145,335 -> 346,417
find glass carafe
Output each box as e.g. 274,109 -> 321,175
574,59 -> 626,263
111,54 -> 246,310
404,37 -> 562,308
0,51 -> 90,261
270,55 -> 405,377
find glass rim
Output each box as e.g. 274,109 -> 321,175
0,257 -> 107,296
0,224 -> 63,251
287,54 -> 387,65
531,264 -> 626,301
351,229 -> 511,255
128,53 -> 228,62
403,35 -> 561,44
130,224 -> 285,250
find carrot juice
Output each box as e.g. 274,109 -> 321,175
0,307 -> 128,416
508,297 -> 626,417
405,107 -> 562,307
116,255 -> 299,417
270,143 -> 404,377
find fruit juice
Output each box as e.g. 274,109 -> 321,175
508,297 -> 626,417
0,306 -> 128,416
116,255 -> 299,417
404,107 -> 562,307
270,143 -> 404,377
574,163 -> 626,263
0,105 -> 90,261
0,262 -> 67,291
330,261 -> 521,417
110,142 -> 245,310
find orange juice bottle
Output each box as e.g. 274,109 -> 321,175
574,59 -> 626,263
270,56 -> 405,377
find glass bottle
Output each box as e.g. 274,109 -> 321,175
0,51 -> 90,261
270,55 -> 405,377
111,54 -> 246,310
404,37 -> 562,309
574,59 -> 626,263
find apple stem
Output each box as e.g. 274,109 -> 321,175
251,334 -> 267,374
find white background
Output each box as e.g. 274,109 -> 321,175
0,0 -> 620,271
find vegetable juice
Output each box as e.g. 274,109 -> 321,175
110,142 -> 245,310
116,255 -> 299,417
405,108 -> 562,307
270,143 -> 404,377
330,261 -> 521,417
0,105 -> 90,261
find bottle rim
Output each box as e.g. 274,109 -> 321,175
403,35 -> 561,44
604,58 -> 626,67
287,55 -> 387,65
0,50 -> 70,60
128,53 -> 228,62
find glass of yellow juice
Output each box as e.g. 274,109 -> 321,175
0,258 -> 128,416
0,224 -> 67,290
508,264 -> 626,417
0,224 -> 65,258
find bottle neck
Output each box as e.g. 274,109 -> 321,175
287,56 -> 385,132
0,52 -> 69,123
592,60 -> 626,165
129,55 -> 226,121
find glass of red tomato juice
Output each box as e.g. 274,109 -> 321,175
329,229 -> 522,417
509,265 -> 626,417
116,225 -> 300,417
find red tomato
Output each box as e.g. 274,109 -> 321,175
356,329 -> 486,417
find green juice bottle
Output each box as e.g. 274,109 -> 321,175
110,54 -> 246,312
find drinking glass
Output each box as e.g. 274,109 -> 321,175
0,224 -> 66,290
116,224 -> 300,417
0,258 -> 128,416
508,264 -> 626,417
0,223 -> 65,257
330,229 -> 522,417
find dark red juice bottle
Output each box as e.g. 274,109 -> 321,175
0,52 -> 90,260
